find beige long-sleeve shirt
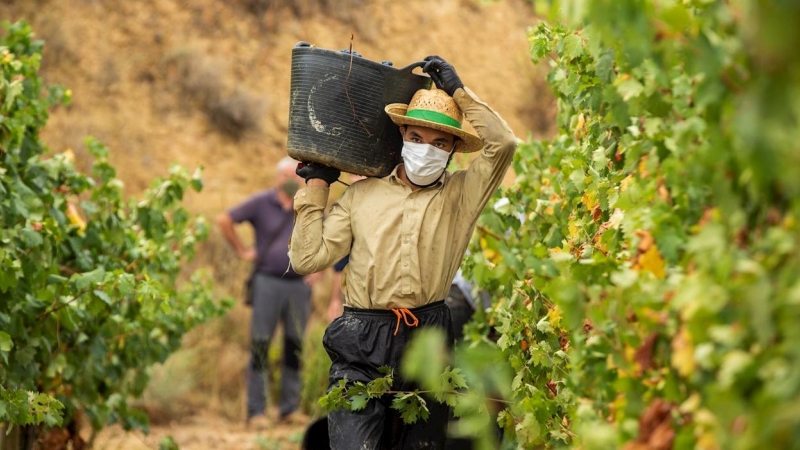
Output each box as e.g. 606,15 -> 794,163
289,87 -> 517,310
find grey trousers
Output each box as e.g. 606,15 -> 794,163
247,273 -> 311,419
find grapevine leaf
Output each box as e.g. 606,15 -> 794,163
391,392 -> 429,425
71,267 -> 105,290
561,35 -> 584,60
349,393 -> 368,411
0,332 -> 12,352
118,273 -> 136,296
616,78 -> 644,101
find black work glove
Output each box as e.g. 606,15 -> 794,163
422,55 -> 464,96
296,162 -> 341,185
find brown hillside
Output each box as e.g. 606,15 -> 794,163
2,0 -> 553,218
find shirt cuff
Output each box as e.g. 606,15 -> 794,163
294,184 -> 329,208
453,86 -> 478,108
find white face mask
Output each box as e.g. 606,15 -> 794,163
401,141 -> 451,186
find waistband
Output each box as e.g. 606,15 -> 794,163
343,300 -> 446,317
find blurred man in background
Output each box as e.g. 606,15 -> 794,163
216,156 -> 315,429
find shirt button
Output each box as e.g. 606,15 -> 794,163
403,262 -> 408,267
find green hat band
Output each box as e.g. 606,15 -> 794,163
404,109 -> 462,130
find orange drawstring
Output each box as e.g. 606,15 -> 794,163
391,308 -> 420,336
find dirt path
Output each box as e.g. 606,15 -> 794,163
93,409 -> 311,450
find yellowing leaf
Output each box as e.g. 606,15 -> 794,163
620,174 -> 635,192
66,203 -> 86,234
633,245 -> 667,278
697,429 -> 719,450
547,305 -> 563,327
781,215 -> 795,231
694,409 -> 720,450
574,113 -> 587,140
638,155 -> 650,178
480,237 -> 501,264
624,343 -> 636,363
581,192 -> 597,210
679,393 -> 701,414
606,353 -> 616,370
671,327 -> 696,377
568,223 -> 579,239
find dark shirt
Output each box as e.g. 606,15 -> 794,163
229,189 -> 300,278
333,255 -> 350,273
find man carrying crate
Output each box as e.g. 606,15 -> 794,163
289,56 -> 517,449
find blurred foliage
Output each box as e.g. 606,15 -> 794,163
459,0 -> 800,448
300,323 -> 332,418
0,20 -> 230,440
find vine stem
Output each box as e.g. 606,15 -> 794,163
366,389 -> 513,405
476,224 -> 503,240
35,287 -> 91,321
110,328 -> 142,341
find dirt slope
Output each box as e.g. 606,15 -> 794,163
94,409 -> 308,450
2,0 -> 551,217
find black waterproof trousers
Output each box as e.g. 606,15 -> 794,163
323,300 -> 454,450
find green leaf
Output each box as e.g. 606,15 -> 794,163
442,367 -> 468,390
660,4 -> 692,32
0,332 -> 12,352
561,35 -> 584,60
3,80 -> 23,110
190,168 -> 204,192
159,436 -> 180,450
118,273 -> 136,296
400,328 -> 448,391
71,267 -> 105,290
45,354 -> 67,377
19,228 -> 43,249
93,289 -> 112,305
391,392 -> 429,425
46,274 -> 68,285
15,346 -> 35,366
515,413 -> 542,444
536,317 -> 553,334
365,371 -> 393,395
616,77 -> 644,101
349,393 -> 368,411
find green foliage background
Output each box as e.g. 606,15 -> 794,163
461,0 -> 800,448
0,21 -> 229,436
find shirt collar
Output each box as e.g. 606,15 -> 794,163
386,164 -> 448,189
387,165 -> 404,185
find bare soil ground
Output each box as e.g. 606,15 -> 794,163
94,408 -> 309,450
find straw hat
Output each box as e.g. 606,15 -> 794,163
385,88 -> 483,153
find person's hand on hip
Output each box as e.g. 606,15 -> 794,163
239,248 -> 257,261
